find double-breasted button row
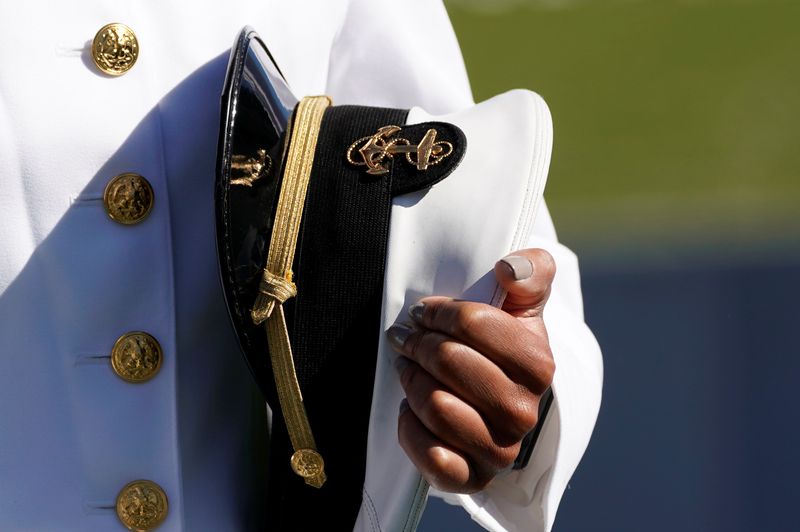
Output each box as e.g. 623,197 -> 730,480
92,22 -> 167,529
103,173 -> 159,381
93,21 -> 151,224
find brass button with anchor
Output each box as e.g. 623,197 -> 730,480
103,173 -> 154,225
116,479 -> 169,531
111,332 -> 162,383
92,23 -> 139,76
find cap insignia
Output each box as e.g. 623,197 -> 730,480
347,125 -> 454,176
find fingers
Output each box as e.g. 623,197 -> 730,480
397,401 -> 478,493
391,247 -> 557,493
396,361 -> 522,492
402,300 -> 554,391
388,326 -> 542,441
494,248 -> 556,317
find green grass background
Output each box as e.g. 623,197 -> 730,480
445,0 -> 799,254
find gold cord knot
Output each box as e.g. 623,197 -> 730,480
251,269 -> 298,324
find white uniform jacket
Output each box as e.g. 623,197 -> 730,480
0,1 -> 602,531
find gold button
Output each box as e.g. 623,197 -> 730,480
111,332 -> 162,383
116,479 -> 168,531
92,23 -> 139,76
103,173 -> 154,225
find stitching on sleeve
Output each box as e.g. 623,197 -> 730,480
362,488 -> 382,532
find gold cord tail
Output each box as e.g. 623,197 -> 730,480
250,95 -> 332,488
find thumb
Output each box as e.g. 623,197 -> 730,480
493,248 -> 557,317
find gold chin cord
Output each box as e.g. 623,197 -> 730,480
250,95 -> 332,488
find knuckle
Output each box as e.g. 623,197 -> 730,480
483,442 -> 520,471
425,446 -> 452,474
453,304 -> 491,337
540,354 -> 556,386
431,340 -> 466,375
423,448 -> 462,491
463,469 -> 494,494
520,341 -> 556,392
497,396 -> 539,441
420,389 -> 457,429
529,346 -> 556,391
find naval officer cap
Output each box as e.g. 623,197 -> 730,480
215,26 -> 553,528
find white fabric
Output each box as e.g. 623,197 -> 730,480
0,1 -> 602,531
355,89 -> 552,532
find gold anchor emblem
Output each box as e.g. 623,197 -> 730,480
347,125 -> 454,176
230,149 -> 273,187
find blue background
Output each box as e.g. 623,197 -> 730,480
419,1 -> 800,529
421,246 -> 800,530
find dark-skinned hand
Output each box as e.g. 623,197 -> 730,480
387,248 -> 556,493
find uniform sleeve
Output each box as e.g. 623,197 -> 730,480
325,0 -> 474,114
327,3 -> 603,531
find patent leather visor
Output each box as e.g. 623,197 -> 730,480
216,27 -> 298,398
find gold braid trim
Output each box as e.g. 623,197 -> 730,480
251,95 -> 332,488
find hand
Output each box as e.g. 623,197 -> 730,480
387,248 -> 556,493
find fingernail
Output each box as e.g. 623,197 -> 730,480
394,356 -> 410,375
408,302 -> 425,322
387,324 -> 413,349
399,398 -> 410,415
499,255 -> 533,281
